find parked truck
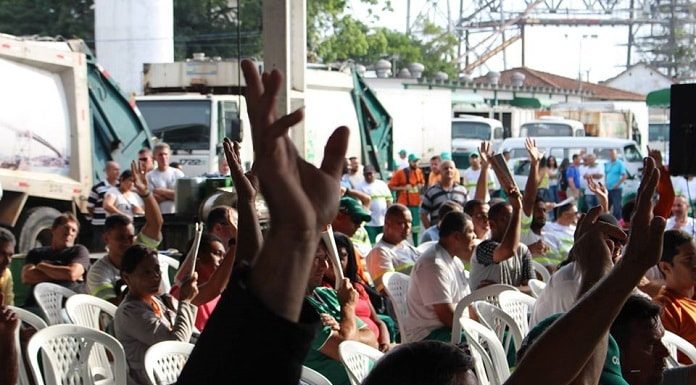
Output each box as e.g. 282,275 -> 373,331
0,33 -> 153,253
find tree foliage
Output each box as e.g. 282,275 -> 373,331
0,0 -> 93,42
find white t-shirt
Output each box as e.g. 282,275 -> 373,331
665,216 -> 696,237
403,244 -> 470,342
530,262 -> 581,327
366,239 -> 420,292
147,167 -> 185,214
105,187 -> 144,219
357,180 -> 392,227
580,164 -> 604,195
462,167 -> 497,201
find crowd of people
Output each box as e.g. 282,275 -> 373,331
0,59 -> 695,385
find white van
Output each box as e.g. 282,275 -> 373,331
499,136 -> 644,193
519,116 -> 585,137
451,115 -> 505,153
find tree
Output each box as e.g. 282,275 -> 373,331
0,0 -> 94,44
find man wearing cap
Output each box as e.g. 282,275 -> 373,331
395,149 -> 409,170
388,154 -> 425,245
332,197 -> 374,283
357,165 -> 393,244
420,160 -> 468,229
462,152 -> 497,202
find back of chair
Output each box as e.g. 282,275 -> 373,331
144,340 -> 195,385
497,290 -> 536,338
300,366 -> 333,385
158,254 -> 180,294
451,284 -> 518,344
381,272 -> 411,342
65,294 -> 117,330
527,279 -> 546,299
461,318 -> 511,385
338,341 -> 384,385
26,324 -> 127,385
531,260 -> 551,282
663,330 -> 696,368
9,306 -> 48,385
472,301 -> 524,357
33,282 -> 76,325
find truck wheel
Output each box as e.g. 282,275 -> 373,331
17,207 -> 61,254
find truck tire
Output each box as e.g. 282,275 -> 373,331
16,207 -> 61,254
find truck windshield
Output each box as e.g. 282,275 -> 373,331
136,100 -> 211,151
520,123 -> 572,137
452,121 -> 491,140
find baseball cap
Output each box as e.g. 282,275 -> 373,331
440,152 -> 452,161
399,149 -> 407,155
469,152 -> 479,158
519,314 -> 629,385
339,197 -> 372,223
408,154 -> 420,162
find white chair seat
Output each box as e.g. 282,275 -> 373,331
527,279 -> 546,299
497,290 -> 536,338
338,340 -> 384,385
144,340 -> 195,385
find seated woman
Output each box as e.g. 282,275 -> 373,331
114,245 -> 198,385
324,232 -> 394,351
104,170 -> 145,219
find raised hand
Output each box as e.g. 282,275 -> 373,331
337,278 -> 358,308
587,178 -> 608,213
479,141 -> 494,168
524,137 -> 543,164
131,160 -> 149,196
647,146 -> 664,169
572,206 -> 627,275
223,138 -> 258,203
240,59 -> 348,231
508,187 -> 522,210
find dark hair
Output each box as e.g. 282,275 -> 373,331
611,295 -> 661,352
363,341 -> 475,385
439,212 -> 472,238
52,212 -> 79,231
539,156 -> 548,168
547,155 -> 558,169
430,155 -> 441,161
489,201 -> 511,221
138,148 -> 151,156
661,230 -> 693,264
169,162 -> 181,169
463,199 -> 484,216
572,154 -> 580,161
332,232 -> 358,282
385,204 -> 409,221
438,201 -> 463,222
556,202 -> 575,217
104,214 -> 132,232
121,244 -> 158,274
185,232 -> 224,257
207,206 -> 232,229
0,228 -> 16,246
119,169 -> 133,181
621,200 -> 636,223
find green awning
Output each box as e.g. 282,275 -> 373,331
452,92 -> 485,105
646,88 -> 670,107
509,96 -> 555,109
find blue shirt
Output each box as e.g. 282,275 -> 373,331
566,166 -> 581,189
605,160 -> 627,190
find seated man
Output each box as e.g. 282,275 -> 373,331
469,191 -> 532,291
403,212 -> 475,342
419,201 -> 463,244
0,229 -> 15,305
366,204 -> 421,293
520,197 -> 562,268
463,199 -> 490,243
304,240 -> 378,385
543,200 -> 578,262
21,213 -> 91,307
87,161 -> 163,305
656,229 -> 696,361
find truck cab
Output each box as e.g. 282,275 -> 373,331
451,115 -> 504,153
519,116 -> 585,137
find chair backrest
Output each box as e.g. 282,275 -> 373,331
472,301 -> 524,357
381,271 -> 411,342
65,294 -> 117,330
300,366 -> 333,385
531,260 -> 551,282
33,282 -> 76,325
144,340 -> 195,385
497,290 -> 536,338
158,254 -> 180,294
416,240 -> 437,254
527,279 -> 547,299
338,340 -> 384,385
461,318 -> 511,385
663,330 -> 696,368
27,324 -> 127,385
9,306 -> 48,385
451,284 -> 518,344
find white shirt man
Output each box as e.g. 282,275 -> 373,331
146,143 -> 184,214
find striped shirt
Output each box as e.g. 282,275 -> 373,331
87,180 -> 116,226
420,183 -> 468,224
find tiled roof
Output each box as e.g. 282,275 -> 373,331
473,67 -> 645,101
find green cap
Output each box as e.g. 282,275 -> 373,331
408,153 -> 420,162
339,197 -> 372,223
440,152 -> 452,161
399,149 -> 407,155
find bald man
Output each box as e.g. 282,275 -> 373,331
420,160 -> 468,229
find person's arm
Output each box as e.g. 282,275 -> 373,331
476,141 -> 494,201
342,187 -> 371,208
587,178 -> 609,213
366,248 -> 395,293
388,171 -> 408,192
567,168 -> 580,197
0,300 -> 19,385
21,264 -> 51,284
153,187 -> 175,201
493,189 -> 523,263
522,138 -> 543,217
506,157 -> 665,385
649,147 -> 675,218
35,262 -> 85,282
433,303 -> 456,327
191,247 -> 235,305
132,160 -> 164,243
102,193 -> 127,217
365,293 -> 391,352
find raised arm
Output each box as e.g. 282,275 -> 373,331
586,178 -> 609,213
522,137 -> 543,217
342,186 -> 372,208
132,160 -> 163,242
0,299 -> 19,385
476,141 -> 493,202
493,189 -> 523,263
649,147 -> 675,218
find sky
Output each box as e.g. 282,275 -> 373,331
349,0 -> 636,83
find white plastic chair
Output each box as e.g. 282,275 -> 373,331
338,340 -> 384,385
144,340 -> 195,385
416,240 -> 437,254
472,301 -> 524,358
9,306 -> 48,385
531,260 -> 551,282
65,294 -> 117,330
300,366 -> 333,385
527,278 -> 547,299
33,282 -> 76,325
663,330 -> 696,367
158,254 -> 180,294
381,271 -> 411,342
451,284 -> 518,344
497,291 -> 537,338
461,318 -> 511,385
27,324 -> 127,385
